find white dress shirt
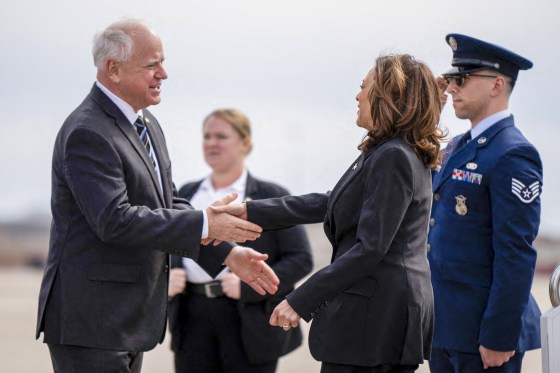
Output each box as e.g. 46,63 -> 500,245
182,170 -> 248,283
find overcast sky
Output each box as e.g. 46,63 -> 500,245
2,0 -> 558,235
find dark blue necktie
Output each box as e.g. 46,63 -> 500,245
134,116 -> 157,169
451,131 -> 471,155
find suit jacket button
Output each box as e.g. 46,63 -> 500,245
433,193 -> 440,201
163,265 -> 169,273
310,312 -> 316,318
429,218 -> 435,227
427,244 -> 431,252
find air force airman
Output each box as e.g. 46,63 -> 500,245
428,34 -> 543,373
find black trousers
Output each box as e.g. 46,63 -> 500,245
47,344 -> 143,373
174,293 -> 277,373
321,362 -> 419,373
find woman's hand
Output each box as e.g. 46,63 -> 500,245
269,299 -> 301,331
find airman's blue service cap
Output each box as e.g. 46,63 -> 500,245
444,33 -> 533,81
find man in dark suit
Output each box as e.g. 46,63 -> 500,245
428,34 -> 542,372
36,19 -> 278,373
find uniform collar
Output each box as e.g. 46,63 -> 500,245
471,109 -> 511,140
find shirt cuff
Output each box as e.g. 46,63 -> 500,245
201,209 -> 209,239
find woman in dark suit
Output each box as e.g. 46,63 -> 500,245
167,108 -> 313,373
215,54 -> 445,373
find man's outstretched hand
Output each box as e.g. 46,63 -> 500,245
203,194 -> 259,246
210,201 -> 247,220
224,246 -> 279,295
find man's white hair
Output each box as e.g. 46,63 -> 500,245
92,18 -> 148,70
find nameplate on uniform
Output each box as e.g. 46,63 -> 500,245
452,168 -> 482,185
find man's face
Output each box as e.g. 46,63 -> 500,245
445,70 -> 498,125
115,28 -> 167,111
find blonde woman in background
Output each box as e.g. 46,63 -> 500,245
168,108 -> 313,373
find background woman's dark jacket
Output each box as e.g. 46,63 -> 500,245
168,173 -> 313,364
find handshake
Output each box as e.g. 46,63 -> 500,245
203,193 -> 279,297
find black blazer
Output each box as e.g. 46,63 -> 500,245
36,84 -> 205,352
247,138 -> 434,367
168,173 -> 313,364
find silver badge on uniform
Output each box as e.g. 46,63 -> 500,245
455,195 -> 468,216
466,162 -> 478,170
511,178 -> 540,204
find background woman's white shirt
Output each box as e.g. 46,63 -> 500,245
182,169 -> 248,283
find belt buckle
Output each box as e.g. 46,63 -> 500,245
204,282 -> 220,298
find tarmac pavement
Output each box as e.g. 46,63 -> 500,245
1,270 -> 552,372
1,224 -> 553,372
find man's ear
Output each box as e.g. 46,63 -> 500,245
106,60 -> 121,83
490,76 -> 506,97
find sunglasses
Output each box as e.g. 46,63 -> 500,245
444,73 -> 499,88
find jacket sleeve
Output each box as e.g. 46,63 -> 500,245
247,193 -> 329,229
479,144 -> 542,350
63,126 -> 202,257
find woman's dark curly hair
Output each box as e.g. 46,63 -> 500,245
358,54 -> 445,168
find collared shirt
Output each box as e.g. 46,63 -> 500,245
95,81 -> 163,192
95,81 -> 208,238
182,170 -> 248,283
471,109 -> 511,140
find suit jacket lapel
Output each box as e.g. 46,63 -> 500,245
328,138 -> 389,211
328,154 -> 364,212
90,85 -> 166,206
244,173 -> 260,200
323,151 -> 367,249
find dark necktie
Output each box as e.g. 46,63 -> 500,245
197,242 -> 229,278
452,131 -> 471,155
134,116 -> 157,169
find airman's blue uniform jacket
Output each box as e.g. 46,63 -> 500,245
428,114 -> 542,353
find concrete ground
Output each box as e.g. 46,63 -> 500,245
0,269 -> 552,372
1,224 -> 553,372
